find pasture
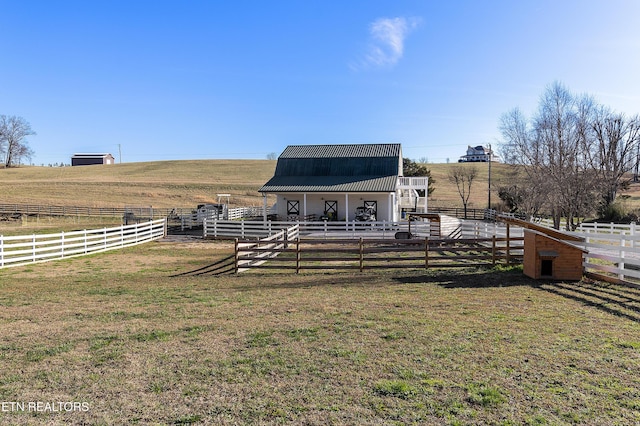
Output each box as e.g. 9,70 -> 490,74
4,160 -> 640,221
0,160 -> 536,210
1,239 -> 639,425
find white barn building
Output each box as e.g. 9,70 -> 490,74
259,144 -> 429,222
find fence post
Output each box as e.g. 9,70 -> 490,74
283,228 -> 289,249
234,238 -> 239,274
492,235 -> 496,266
32,234 -> 37,262
61,231 -> 65,258
425,237 -> 429,269
296,239 -> 301,274
620,231 -> 626,281
0,235 -> 3,267
359,237 -> 364,272
506,223 -> 511,265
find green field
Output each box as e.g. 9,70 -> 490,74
0,241 -> 639,425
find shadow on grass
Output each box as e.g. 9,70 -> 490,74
540,280 -> 640,323
398,268 -> 640,322
394,268 -> 537,288
170,255 -> 236,277
174,260 -> 640,322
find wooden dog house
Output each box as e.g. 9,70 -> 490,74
523,229 -> 587,281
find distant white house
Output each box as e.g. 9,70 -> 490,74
458,145 -> 499,163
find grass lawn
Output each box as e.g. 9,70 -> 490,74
0,239 -> 639,425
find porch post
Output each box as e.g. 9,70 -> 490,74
303,193 -> 307,220
345,193 -> 349,222
389,193 -> 393,222
262,193 -> 267,223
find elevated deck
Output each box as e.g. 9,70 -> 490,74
397,176 -> 429,212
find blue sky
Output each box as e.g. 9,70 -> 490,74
2,0 -> 640,165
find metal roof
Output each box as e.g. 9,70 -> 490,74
72,153 -> 113,158
273,156 -> 399,178
260,143 -> 402,193
278,143 -> 401,159
259,175 -> 398,193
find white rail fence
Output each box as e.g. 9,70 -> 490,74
178,207 -> 267,230
235,225 -> 300,272
204,220 -> 434,240
461,221 -> 524,239
204,218 -> 524,242
563,222 -> 640,287
0,219 -> 166,269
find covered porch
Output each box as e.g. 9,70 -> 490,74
263,192 -> 397,222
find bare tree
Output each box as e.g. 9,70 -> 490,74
266,152 -> 277,160
500,82 -> 600,229
448,165 -> 478,219
497,168 -> 546,219
0,115 -> 35,167
586,108 -> 640,215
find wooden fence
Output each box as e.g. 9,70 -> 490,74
235,234 -> 524,273
0,219 -> 166,268
0,203 -> 181,218
428,206 -> 489,220
0,203 -> 268,227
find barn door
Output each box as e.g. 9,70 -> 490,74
364,201 -> 377,213
324,200 -> 338,221
287,200 -> 300,215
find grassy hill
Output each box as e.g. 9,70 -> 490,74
2,160 -> 640,213
0,160 -> 278,209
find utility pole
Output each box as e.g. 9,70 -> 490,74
487,143 -> 492,212
118,144 -> 122,164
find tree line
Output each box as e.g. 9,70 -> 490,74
499,82 -> 640,229
0,115 -> 35,168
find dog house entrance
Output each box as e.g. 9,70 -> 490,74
538,250 -> 558,277
540,259 -> 553,277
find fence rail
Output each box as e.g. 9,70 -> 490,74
565,225 -> 640,287
0,203 -> 269,224
235,235 -> 524,273
204,219 -> 435,240
428,206 -> 489,220
0,203 -> 183,218
0,219 -> 166,268
235,225 -> 300,272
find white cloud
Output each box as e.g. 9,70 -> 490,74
352,17 -> 421,70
